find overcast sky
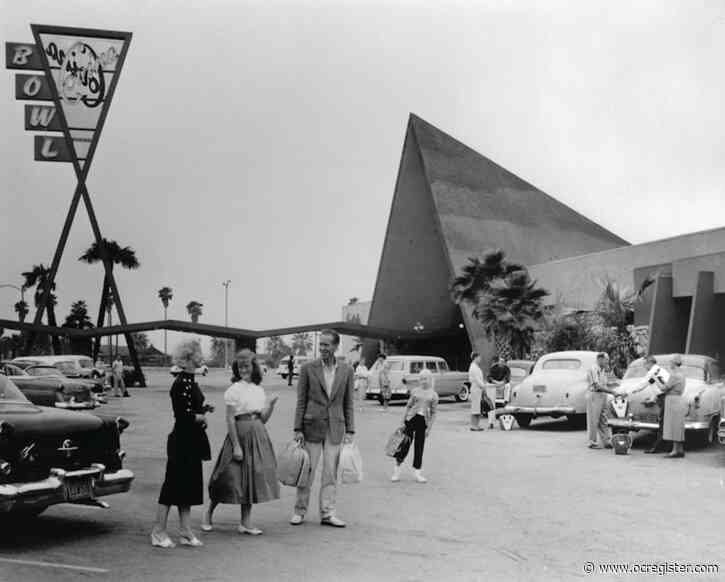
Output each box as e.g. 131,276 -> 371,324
2,0 -> 725,354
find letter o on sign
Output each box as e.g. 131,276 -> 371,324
23,76 -> 42,97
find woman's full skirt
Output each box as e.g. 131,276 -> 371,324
208,417 -> 280,505
662,393 -> 687,442
469,385 -> 482,414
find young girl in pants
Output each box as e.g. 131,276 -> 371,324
392,369 -> 438,483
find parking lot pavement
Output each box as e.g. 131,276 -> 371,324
0,368 -> 723,582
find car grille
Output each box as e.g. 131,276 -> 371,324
635,412 -> 660,424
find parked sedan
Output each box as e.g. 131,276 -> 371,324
0,363 -> 99,410
0,374 -> 133,515
503,351 -> 603,428
608,354 -> 723,446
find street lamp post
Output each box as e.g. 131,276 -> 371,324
222,280 -> 231,369
0,284 -> 24,304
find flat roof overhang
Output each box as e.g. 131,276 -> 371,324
0,319 -> 463,342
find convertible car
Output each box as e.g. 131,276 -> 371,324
608,354 -> 723,446
0,375 -> 133,515
503,351 -> 607,428
0,362 -> 101,409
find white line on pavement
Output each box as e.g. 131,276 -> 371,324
0,557 -> 109,573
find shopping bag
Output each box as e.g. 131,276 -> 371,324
385,428 -> 409,457
338,443 -> 364,484
276,440 -> 311,487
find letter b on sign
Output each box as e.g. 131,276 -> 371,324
5,43 -> 44,70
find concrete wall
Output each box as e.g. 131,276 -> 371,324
648,276 -> 691,355
529,228 -> 725,310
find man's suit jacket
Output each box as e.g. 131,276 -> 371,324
294,359 -> 355,445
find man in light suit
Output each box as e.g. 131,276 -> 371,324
291,329 -> 355,528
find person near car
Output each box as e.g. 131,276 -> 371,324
354,359 -> 369,408
151,340 -> 213,548
287,355 -> 295,387
468,352 -> 486,431
631,355 -> 668,454
586,353 -> 616,449
379,356 -> 392,410
203,349 -> 280,535
290,329 -> 355,528
392,368 -> 438,483
486,356 -> 511,429
661,354 -> 687,459
111,355 -> 129,397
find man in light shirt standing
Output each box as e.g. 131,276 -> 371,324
291,329 -> 355,528
468,352 -> 486,431
586,353 -> 616,449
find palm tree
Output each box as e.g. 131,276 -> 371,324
450,249 -> 525,305
473,269 -> 549,359
63,300 -> 94,329
158,286 -> 173,358
14,300 -> 29,323
186,301 -> 203,324
79,239 -> 139,359
22,263 -> 60,353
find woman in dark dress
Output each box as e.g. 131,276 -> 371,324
151,341 -> 213,548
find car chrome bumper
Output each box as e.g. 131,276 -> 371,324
55,401 -> 96,410
0,465 -> 134,513
502,405 -> 576,416
608,418 -> 711,431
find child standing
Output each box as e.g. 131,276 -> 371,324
392,368 -> 438,483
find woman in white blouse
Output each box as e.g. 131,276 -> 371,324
202,349 -> 279,535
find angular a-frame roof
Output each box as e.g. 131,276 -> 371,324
367,114 -> 629,351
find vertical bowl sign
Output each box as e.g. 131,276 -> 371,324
6,25 -> 131,172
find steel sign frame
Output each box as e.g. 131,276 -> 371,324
6,24 -> 144,385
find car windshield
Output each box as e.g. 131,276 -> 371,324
0,376 -> 31,402
26,366 -> 63,377
624,362 -> 705,381
56,362 -> 77,375
541,359 -> 582,370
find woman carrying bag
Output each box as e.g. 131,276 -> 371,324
203,349 -> 280,535
391,368 -> 438,483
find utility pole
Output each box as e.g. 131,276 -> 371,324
222,280 -> 231,369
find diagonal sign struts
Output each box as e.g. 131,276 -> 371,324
5,25 -> 145,385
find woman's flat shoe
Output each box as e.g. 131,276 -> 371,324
200,523 -> 213,532
178,535 -> 204,547
238,525 -> 263,535
150,532 -> 176,548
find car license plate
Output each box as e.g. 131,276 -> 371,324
533,385 -> 546,393
65,477 -> 93,501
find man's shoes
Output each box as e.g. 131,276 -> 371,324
469,427 -> 483,431
123,392 -> 131,397
665,452 -> 685,458
588,443 -> 601,449
320,516 -> 346,528
644,447 -> 661,454
290,514 -> 304,526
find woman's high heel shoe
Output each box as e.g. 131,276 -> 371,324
150,531 -> 176,548
200,522 -> 213,532
238,524 -> 262,536
179,535 -> 204,547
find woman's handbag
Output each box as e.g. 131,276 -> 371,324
480,391 -> 495,416
277,440 -> 311,487
385,427 -> 411,458
338,443 -> 363,484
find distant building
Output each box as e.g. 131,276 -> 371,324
364,113 -> 725,369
